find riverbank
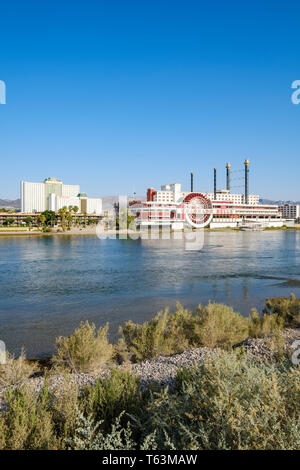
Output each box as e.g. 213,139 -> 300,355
2,326 -> 297,398
1,224 -> 300,237
0,297 -> 299,450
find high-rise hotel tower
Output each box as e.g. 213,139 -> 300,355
21,177 -> 102,214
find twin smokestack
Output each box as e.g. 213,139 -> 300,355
211,160 -> 250,204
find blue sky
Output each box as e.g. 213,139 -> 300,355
1,0 -> 300,200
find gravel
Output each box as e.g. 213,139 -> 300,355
242,328 -> 300,361
1,328 -> 299,411
131,347 -> 217,390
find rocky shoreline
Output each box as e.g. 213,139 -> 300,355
1,328 -> 299,412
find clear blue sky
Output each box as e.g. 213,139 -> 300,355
1,0 -> 300,200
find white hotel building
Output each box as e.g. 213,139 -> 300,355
21,177 -> 102,215
151,184 -> 260,206
131,181 -> 282,229
279,203 -> 300,220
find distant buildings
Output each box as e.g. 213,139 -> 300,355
148,184 -> 260,206
279,203 -> 300,220
21,177 -> 102,214
131,161 -> 283,229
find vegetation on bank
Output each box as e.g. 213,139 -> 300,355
0,295 -> 299,450
0,205 -> 100,233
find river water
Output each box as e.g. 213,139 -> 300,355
0,231 -> 300,357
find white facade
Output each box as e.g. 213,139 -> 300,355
21,178 -> 102,214
131,198 -> 282,230
279,203 -> 300,220
151,183 -> 259,206
21,181 -> 46,213
49,194 -> 81,212
62,184 -> 80,197
206,190 -> 259,205
86,198 -> 102,215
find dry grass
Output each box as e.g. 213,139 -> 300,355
0,349 -> 36,388
52,321 -> 114,373
196,302 -> 249,349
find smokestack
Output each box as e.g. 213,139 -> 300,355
244,159 -> 250,204
190,172 -> 194,192
214,168 -> 217,199
226,163 -> 231,191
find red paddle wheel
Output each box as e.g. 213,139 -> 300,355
183,193 -> 213,228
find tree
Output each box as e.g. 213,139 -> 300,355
66,211 -> 73,229
36,214 -> 46,229
5,217 -> 15,226
58,206 -> 68,231
83,212 -> 87,228
24,216 -> 33,229
41,210 -> 56,227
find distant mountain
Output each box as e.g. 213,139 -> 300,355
0,198 -> 21,209
260,198 -> 300,205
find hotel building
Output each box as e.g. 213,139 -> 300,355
131,161 -> 283,229
279,203 -> 300,220
21,178 -> 102,215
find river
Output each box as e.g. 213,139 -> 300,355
0,230 -> 299,357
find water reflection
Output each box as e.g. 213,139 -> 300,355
0,231 -> 299,357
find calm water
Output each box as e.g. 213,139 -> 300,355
0,231 -> 300,358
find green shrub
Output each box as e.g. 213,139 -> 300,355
80,369 -> 143,432
249,308 -> 284,338
121,302 -> 251,360
50,372 -> 79,442
140,352 -> 300,450
195,302 -> 249,349
120,306 -> 192,361
66,410 -> 135,450
263,294 -> 300,327
0,383 -> 57,450
52,321 -> 114,373
0,349 -> 36,388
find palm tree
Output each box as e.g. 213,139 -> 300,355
36,214 -> 46,230
58,206 -> 68,231
66,212 -> 73,229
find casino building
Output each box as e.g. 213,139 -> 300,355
130,161 -> 283,229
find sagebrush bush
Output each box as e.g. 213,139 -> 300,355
49,372 -> 79,441
80,369 -> 143,432
121,302 -> 251,361
249,308 -> 284,338
52,321 -> 114,372
66,410 -> 135,450
263,294 -> 300,327
0,383 -> 57,450
1,298 -> 299,450
120,305 -> 192,361
1,351 -> 300,450
0,349 -> 36,388
195,302 -> 249,349
139,352 -> 300,450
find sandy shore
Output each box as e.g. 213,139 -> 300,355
0,225 -> 300,237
